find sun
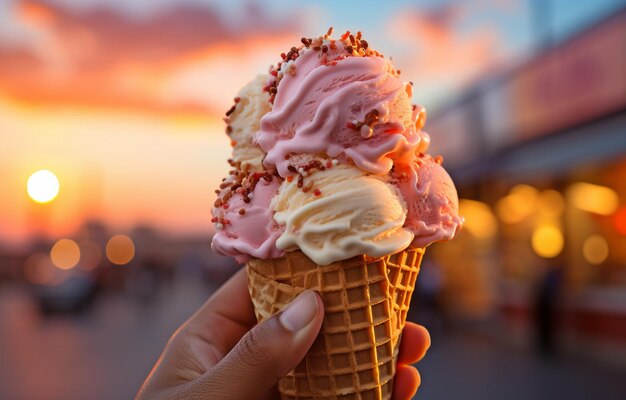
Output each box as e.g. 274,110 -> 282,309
27,170 -> 60,203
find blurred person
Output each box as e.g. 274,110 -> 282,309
137,269 -> 430,400
533,262 -> 563,357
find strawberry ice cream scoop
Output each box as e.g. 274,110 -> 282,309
211,170 -> 285,264
394,154 -> 464,248
257,34 -> 428,178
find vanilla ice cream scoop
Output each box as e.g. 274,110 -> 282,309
225,75 -> 270,171
271,162 -> 414,265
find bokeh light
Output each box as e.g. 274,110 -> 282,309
496,184 -> 538,224
459,199 -> 497,239
50,239 -> 81,270
537,190 -> 565,218
582,235 -> 609,265
567,182 -> 619,215
531,224 -> 564,258
106,234 -> 135,265
26,170 -> 60,203
613,206 -> 626,236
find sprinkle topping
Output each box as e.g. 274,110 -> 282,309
212,159 -> 278,229
347,109 -> 380,136
285,158 -> 329,193
267,29 -> 383,104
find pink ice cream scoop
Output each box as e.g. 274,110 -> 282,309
394,154 -> 464,248
257,36 -> 428,178
211,170 -> 285,264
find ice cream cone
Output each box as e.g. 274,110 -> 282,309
247,247 -> 424,400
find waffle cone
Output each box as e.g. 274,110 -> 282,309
246,247 -> 424,400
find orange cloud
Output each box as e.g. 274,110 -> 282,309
386,3 -> 512,104
0,0 -> 301,115
17,0 -> 56,26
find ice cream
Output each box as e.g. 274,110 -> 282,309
272,162 -> 413,265
394,153 -> 462,248
211,76 -> 282,263
210,28 -> 463,400
211,28 -> 462,264
210,167 -> 284,264
257,33 -> 429,178
225,75 -> 271,172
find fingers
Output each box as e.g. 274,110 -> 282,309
182,268 -> 257,362
392,365 -> 421,400
189,290 -> 325,400
189,268 -> 256,330
393,323 -> 429,399
397,322 -> 431,365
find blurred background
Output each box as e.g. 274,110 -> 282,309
1,0 -> 626,399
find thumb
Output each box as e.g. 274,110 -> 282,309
193,290 -> 324,399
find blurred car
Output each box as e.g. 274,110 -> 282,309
30,274 -> 98,315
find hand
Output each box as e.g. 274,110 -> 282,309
136,268 -> 430,400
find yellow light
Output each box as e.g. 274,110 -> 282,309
27,169 -> 60,203
106,234 -> 135,265
531,224 -> 563,258
511,184 -> 539,201
582,235 -> 609,265
537,190 -> 565,217
496,184 -> 538,223
497,196 -> 523,223
459,199 -> 497,239
50,239 -> 81,270
567,182 -> 618,215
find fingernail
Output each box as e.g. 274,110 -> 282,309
279,291 -> 318,332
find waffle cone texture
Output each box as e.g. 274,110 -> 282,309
246,247 -> 424,400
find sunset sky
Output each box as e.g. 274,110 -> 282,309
1,0 -> 624,245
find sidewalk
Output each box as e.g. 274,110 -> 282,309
2,280 -> 625,400
416,327 -> 626,399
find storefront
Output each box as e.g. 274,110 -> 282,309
425,9 -> 626,362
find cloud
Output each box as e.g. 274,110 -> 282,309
385,1 -> 518,106
0,44 -> 44,75
0,0 -> 302,114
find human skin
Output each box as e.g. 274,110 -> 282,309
136,268 -> 430,400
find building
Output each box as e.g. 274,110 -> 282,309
427,8 -> 626,364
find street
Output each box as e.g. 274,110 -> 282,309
1,278 -> 625,400
417,327 -> 626,399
